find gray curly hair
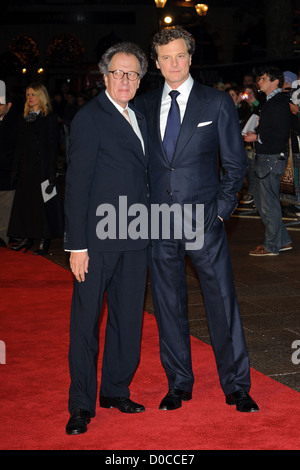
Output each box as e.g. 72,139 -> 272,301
98,42 -> 148,79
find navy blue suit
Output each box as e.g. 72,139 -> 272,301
64,91 -> 149,416
64,91 -> 149,253
136,80 -> 251,396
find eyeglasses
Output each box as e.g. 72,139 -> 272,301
109,70 -> 140,81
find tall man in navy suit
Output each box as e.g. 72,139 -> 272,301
136,26 -> 259,413
64,42 -> 149,435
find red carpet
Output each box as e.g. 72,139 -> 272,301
0,248 -> 300,451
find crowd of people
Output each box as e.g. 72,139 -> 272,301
225,68 -> 300,255
224,69 -> 300,216
0,81 -> 104,250
1,27 -> 300,434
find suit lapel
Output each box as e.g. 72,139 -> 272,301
173,83 -> 211,161
156,95 -> 167,161
147,89 -> 172,165
99,92 -> 147,165
130,104 -> 149,164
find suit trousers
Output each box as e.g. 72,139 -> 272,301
149,216 -> 251,396
68,248 -> 147,417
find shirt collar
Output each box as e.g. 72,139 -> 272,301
162,74 -> 194,101
266,88 -> 282,101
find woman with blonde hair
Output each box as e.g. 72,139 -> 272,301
8,82 -> 64,254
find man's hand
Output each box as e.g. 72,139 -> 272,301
69,251 -> 89,282
290,102 -> 299,115
243,131 -> 257,143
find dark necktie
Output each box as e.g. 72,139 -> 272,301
163,90 -> 181,163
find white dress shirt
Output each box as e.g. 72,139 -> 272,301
160,74 -> 194,140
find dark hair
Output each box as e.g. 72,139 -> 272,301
242,84 -> 259,99
98,42 -> 148,79
226,85 -> 241,95
151,26 -> 195,62
259,67 -> 284,89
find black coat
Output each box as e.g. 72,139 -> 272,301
255,92 -> 292,155
7,112 -> 64,239
0,107 -> 21,190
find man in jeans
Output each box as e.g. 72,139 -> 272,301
244,67 -> 292,256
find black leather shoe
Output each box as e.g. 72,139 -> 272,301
226,390 -> 259,413
33,239 -> 50,255
159,389 -> 192,411
66,408 -> 91,435
100,396 -> 145,413
10,238 -> 34,253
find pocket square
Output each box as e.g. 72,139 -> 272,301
197,121 -> 213,127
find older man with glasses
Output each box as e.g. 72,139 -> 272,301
64,42 -> 149,435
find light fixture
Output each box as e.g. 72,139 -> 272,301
195,4 -> 208,16
154,0 -> 167,8
37,68 -> 44,74
164,16 -> 173,24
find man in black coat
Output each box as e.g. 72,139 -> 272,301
244,67 -> 292,256
64,42 -> 149,435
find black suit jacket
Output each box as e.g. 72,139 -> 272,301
64,91 -> 150,252
135,80 -> 247,224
